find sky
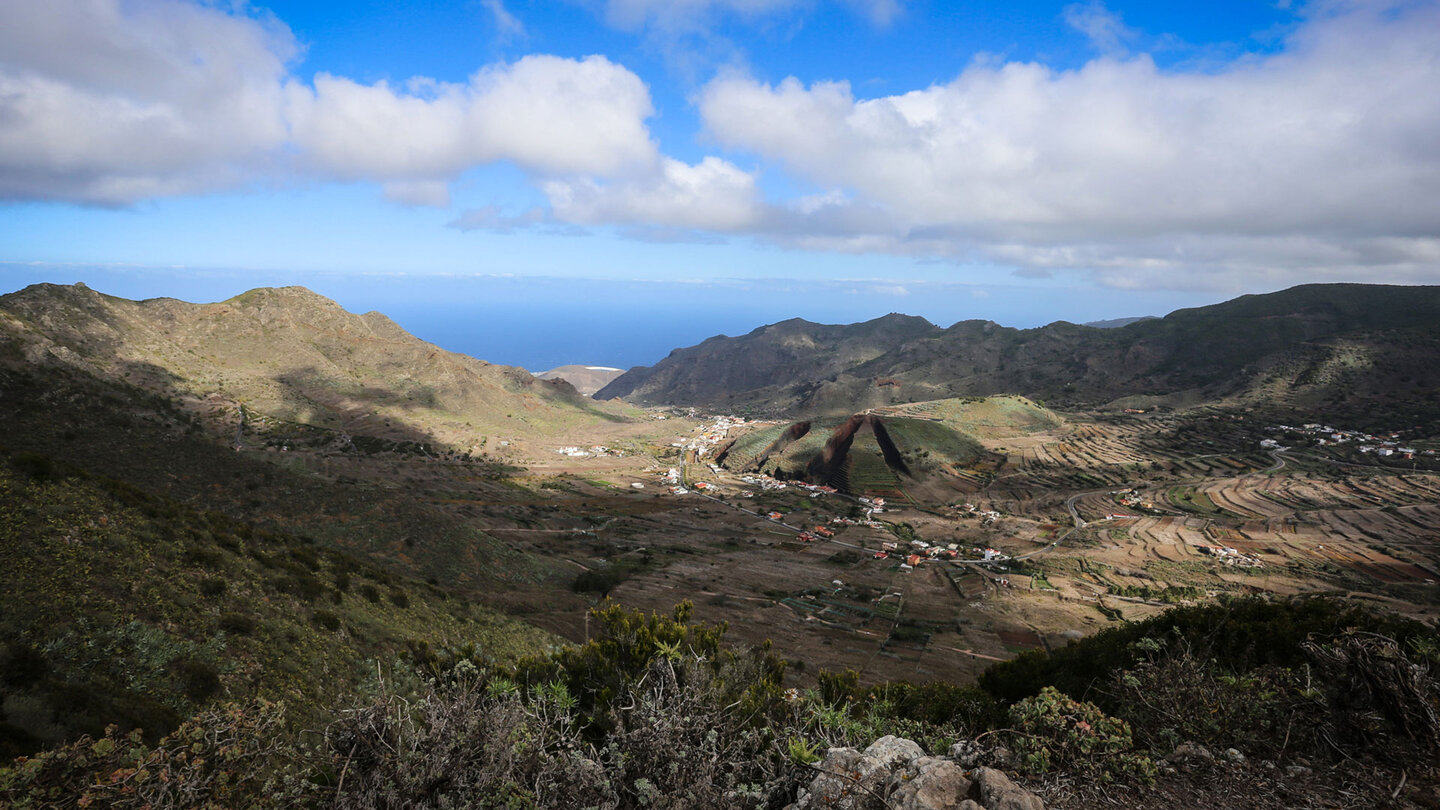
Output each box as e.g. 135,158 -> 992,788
2,0 -> 1439,371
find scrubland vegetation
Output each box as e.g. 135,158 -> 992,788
3,591 -> 1436,807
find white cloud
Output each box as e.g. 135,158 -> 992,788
285,55 -> 657,181
0,2 -> 658,204
542,156 -> 763,231
697,0 -> 1440,288
482,0 -> 526,41
1062,1 -> 1136,56
5,0 -> 1439,293
0,0 -> 294,204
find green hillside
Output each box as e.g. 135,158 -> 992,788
719,413 -> 983,494
600,284 -> 1440,429
0,451 -> 556,758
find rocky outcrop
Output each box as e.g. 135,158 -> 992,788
788,736 -> 1044,810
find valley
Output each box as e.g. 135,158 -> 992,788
478,399 -> 1440,691
3,282 -> 1438,788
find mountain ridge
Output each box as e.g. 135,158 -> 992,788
0,281 -> 632,445
597,283 -> 1440,429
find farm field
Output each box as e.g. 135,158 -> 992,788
237,398 -> 1440,691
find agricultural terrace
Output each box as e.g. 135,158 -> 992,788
262,398 -> 1440,693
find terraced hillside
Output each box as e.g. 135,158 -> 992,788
716,412 -> 982,494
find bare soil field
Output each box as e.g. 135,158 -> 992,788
264,401 -> 1440,690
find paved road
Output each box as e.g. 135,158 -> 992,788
1012,487 -> 1116,561
1261,449 -> 1287,474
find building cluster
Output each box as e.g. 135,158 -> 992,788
1193,543 -> 1263,568
1270,423 -> 1433,459
555,445 -> 623,458
954,502 -> 1003,525
686,415 -> 748,459
1113,489 -> 1156,511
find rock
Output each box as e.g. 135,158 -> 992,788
1165,742 -> 1215,769
948,740 -> 986,768
888,758 -> 972,810
1223,748 -> 1246,763
864,735 -> 925,769
971,767 -> 1045,810
1285,765 -> 1313,778
789,737 -> 1045,810
791,747 -> 880,810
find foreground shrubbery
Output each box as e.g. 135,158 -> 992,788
2,597 -> 1437,807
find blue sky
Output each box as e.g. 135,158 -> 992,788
3,0 -> 1439,370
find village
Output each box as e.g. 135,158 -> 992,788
1265,422 -> 1437,462
508,402 -> 1440,686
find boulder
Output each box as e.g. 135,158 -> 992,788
790,747 -> 889,810
888,757 -> 973,810
864,735 -> 925,769
788,738 -> 1045,810
1164,742 -> 1215,770
971,767 -> 1045,810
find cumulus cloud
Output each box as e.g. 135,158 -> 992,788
0,0 -> 295,204
285,56 -> 657,181
0,1 -> 657,205
542,156 -> 763,231
6,0 -> 1439,292
696,0 -> 1440,288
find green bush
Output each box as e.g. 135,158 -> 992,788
981,596 -> 1437,709
11,452 -> 55,482
571,564 -> 632,597
1104,639 -> 1327,757
312,610 -> 342,632
217,613 -> 256,636
1008,686 -> 1156,783
0,701 -> 306,808
175,659 -> 222,702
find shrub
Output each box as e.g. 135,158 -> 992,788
175,659 -> 223,702
11,452 -> 54,482
571,564 -> 632,597
312,610 -> 342,632
0,642 -> 48,689
1008,686 -> 1156,783
1104,638 -> 1327,757
217,613 -> 256,636
198,577 -> 227,598
0,701 -> 307,808
981,596 -> 1437,708
1304,630 -> 1440,754
275,573 -> 324,602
